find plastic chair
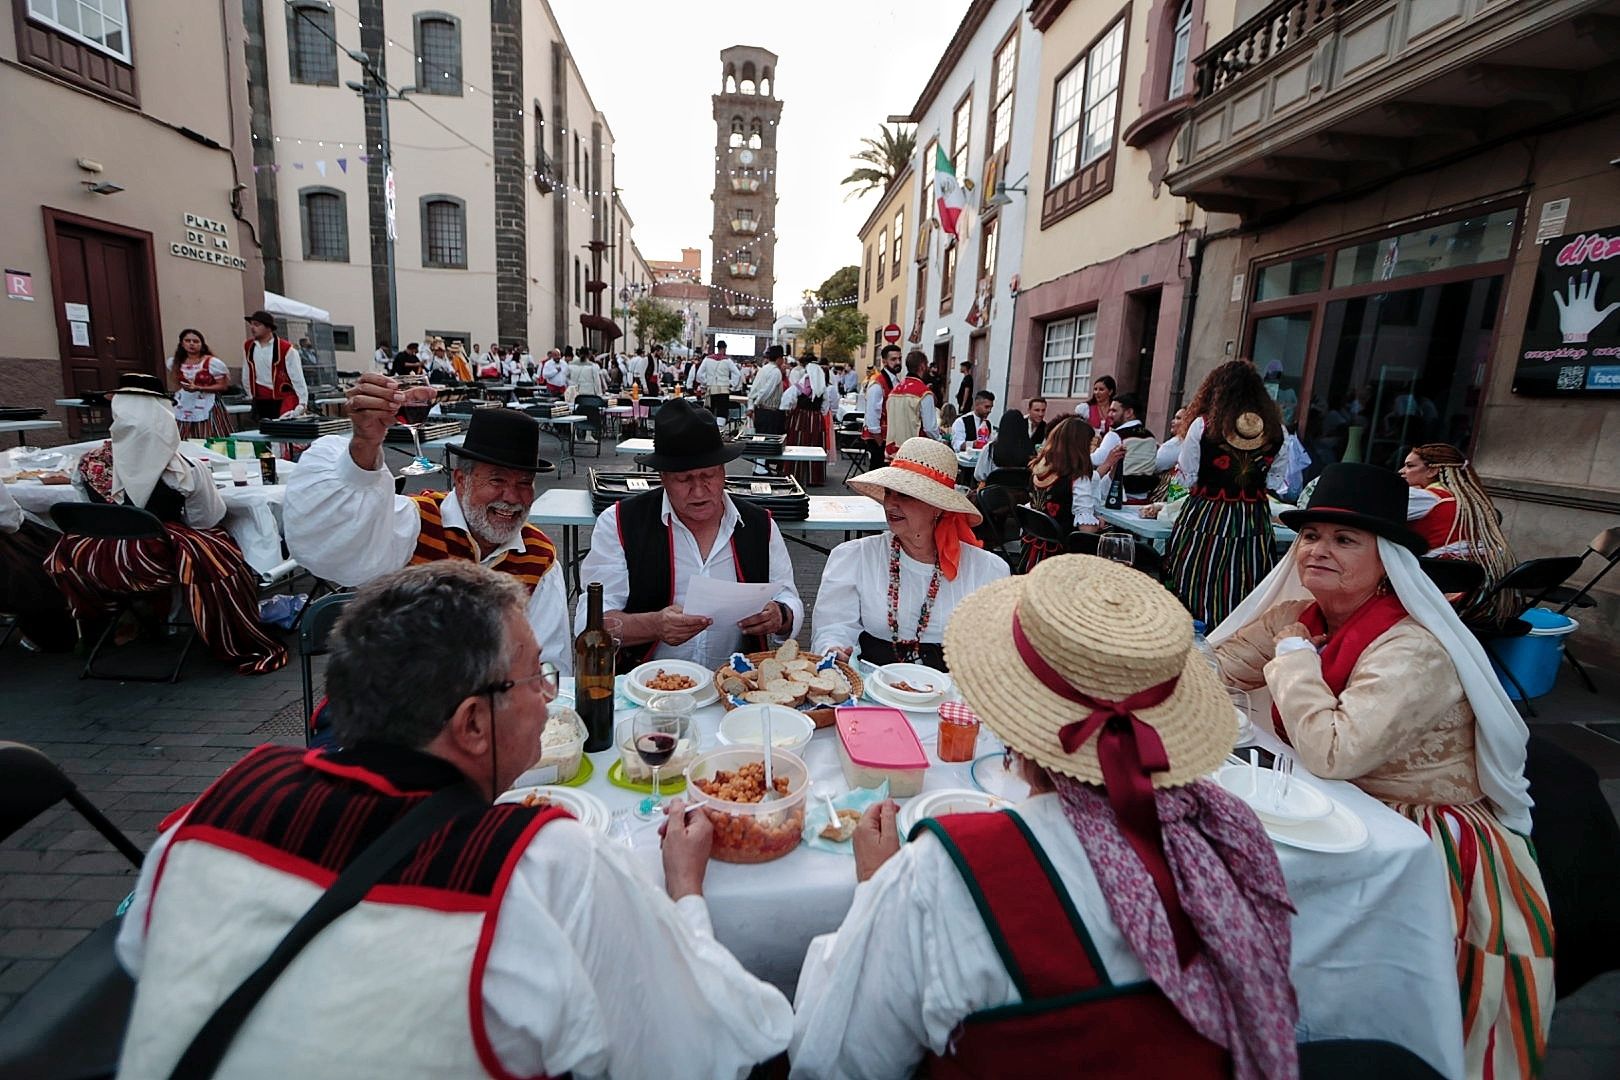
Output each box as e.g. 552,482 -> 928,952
47,503 -> 197,683
0,742 -> 141,1080
299,592 -> 357,741
1464,556 -> 1583,716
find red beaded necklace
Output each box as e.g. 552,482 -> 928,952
887,534 -> 943,662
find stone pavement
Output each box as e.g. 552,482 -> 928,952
2,445 -> 1618,1074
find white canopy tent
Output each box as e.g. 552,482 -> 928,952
264,290 -> 331,323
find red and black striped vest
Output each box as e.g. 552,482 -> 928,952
408,491 -> 557,591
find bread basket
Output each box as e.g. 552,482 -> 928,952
712,650 -> 864,730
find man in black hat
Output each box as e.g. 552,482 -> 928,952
242,309 -> 308,420
576,399 -> 802,671
286,372 -> 573,671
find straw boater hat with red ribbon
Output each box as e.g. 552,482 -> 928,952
849,437 -> 983,579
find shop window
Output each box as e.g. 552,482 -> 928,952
415,13 -> 462,96
1253,255 -> 1326,302
299,187 -> 348,262
421,195 -> 467,269
287,2 -> 337,86
1041,313 -> 1097,396
1330,210 -> 1519,289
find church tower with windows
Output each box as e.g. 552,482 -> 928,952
709,46 -> 781,355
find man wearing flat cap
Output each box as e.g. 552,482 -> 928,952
286,372 -> 572,670
576,399 -> 802,671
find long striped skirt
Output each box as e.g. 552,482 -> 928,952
177,401 -> 234,441
44,523 -> 288,675
1392,801 -> 1555,1079
784,405 -> 826,486
1166,495 -> 1274,628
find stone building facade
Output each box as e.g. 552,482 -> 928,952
707,46 -> 782,358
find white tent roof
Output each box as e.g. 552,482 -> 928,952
264,290 -> 331,323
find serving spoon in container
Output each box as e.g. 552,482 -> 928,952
761,706 -> 782,803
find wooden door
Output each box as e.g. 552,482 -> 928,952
45,210 -> 160,437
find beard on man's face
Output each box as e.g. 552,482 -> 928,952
462,496 -> 526,548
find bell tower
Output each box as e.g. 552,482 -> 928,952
709,46 -> 781,355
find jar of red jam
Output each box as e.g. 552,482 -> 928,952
936,702 -> 981,763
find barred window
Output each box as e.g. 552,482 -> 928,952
421,196 -> 467,269
287,2 -> 337,86
300,188 -> 348,262
415,13 -> 461,96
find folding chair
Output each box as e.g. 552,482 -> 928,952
48,503 -> 197,683
1535,527 -> 1620,694
574,395 -> 606,458
1465,556 -> 1583,716
970,484 -> 1022,562
300,592 -> 357,743
1015,505 -> 1067,574
0,742 -> 142,1080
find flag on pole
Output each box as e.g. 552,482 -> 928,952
934,145 -> 966,239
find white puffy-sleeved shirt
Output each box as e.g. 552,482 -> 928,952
575,493 -> 803,670
789,793 -> 1145,1078
748,363 -> 786,412
1176,417 -> 1294,494
810,534 -> 1010,657
284,435 -> 574,673
118,807 -> 794,1079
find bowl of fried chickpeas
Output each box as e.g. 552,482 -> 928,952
683,746 -> 808,864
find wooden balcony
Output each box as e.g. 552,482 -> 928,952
1166,0 -> 1620,219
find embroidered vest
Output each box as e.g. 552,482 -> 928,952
408,491 -> 557,591
120,744 -> 566,1079
863,370 -> 895,444
1191,432 -> 1279,503
918,811 -> 1228,1080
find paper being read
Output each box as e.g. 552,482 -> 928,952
682,577 -> 779,627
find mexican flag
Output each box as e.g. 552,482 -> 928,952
935,144 -> 966,238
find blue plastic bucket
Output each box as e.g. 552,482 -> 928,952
1488,608 -> 1578,701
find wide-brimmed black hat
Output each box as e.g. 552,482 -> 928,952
448,408 -> 555,474
244,309 -> 277,329
1279,462 -> 1425,554
635,400 -> 740,472
110,372 -> 172,400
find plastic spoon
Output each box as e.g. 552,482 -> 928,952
761,706 -> 781,803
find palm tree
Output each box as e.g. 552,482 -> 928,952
840,123 -> 917,200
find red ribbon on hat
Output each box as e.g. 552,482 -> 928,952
1011,609 -> 1200,966
889,457 -> 957,488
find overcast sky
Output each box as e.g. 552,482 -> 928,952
548,0 -> 961,311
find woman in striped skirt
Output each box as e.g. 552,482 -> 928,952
45,377 -> 287,675
1166,361 -> 1284,628
1212,463 -> 1553,1078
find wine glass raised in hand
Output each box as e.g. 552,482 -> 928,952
394,375 -> 442,476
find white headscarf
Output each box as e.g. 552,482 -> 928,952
109,393 -> 191,509
1210,537 -> 1533,834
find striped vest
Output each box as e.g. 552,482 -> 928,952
408,491 -> 557,591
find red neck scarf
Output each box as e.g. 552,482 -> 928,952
1270,592 -> 1407,744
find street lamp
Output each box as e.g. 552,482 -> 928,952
345,51 -> 414,353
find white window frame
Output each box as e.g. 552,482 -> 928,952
27,0 -> 131,62
1049,19 -> 1125,186
1040,314 -> 1097,396
1168,1 -> 1194,99
990,33 -> 1017,157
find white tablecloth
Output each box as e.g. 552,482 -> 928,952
546,679 -> 1465,1076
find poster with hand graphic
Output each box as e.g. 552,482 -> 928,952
1513,227 -> 1620,395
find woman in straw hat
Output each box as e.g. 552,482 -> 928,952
1166,360 -> 1286,628
1209,463 -> 1551,1078
1399,442 -> 1518,624
812,437 -> 1009,671
793,555 -> 1297,1078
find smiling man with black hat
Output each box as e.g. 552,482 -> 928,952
576,399 -> 802,670
286,372 -> 573,671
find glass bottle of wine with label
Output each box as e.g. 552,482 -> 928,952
575,582 -> 617,752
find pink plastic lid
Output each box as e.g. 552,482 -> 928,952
835,707 -> 928,770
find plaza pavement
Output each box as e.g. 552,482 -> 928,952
2,444 -> 1617,1075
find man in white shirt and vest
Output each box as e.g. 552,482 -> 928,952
698,343 -> 739,418
116,560 -> 792,1078
950,390 -> 996,452
861,344 -> 904,473
242,309 -> 308,420
576,399 -> 802,671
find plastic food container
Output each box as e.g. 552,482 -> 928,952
614,715 -> 698,783
717,704 -> 816,755
684,746 -> 808,864
835,706 -> 929,797
531,707 -> 585,784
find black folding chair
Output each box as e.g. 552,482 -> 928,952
970,484 -> 1023,562
1465,556 -> 1583,716
1015,506 -> 1067,574
1539,527 -> 1620,693
0,742 -> 142,1080
48,503 -> 197,683
300,592 -> 357,743
574,394 -> 606,458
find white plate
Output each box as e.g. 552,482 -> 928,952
624,660 -> 720,708
495,785 -> 612,832
1215,763 -> 1334,824
865,676 -> 954,716
898,788 -> 1009,835
968,753 -> 1032,801
1263,800 -> 1369,854
871,663 -> 951,707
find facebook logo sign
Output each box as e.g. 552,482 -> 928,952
1585,367 -> 1620,390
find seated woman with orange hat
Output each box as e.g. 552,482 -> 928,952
812,437 -> 1009,672
793,555 -> 1298,1078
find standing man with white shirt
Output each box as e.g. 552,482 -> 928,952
747,345 -> 788,436
576,400 -> 802,672
698,342 -> 738,417
540,349 -> 567,395
242,309 -> 309,420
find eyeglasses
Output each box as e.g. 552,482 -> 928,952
478,661 -> 560,699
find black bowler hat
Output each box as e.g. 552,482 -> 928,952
449,408 -> 555,474
635,400 -> 740,473
1280,463 -> 1425,554
110,372 -> 172,400
244,309 -> 277,329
